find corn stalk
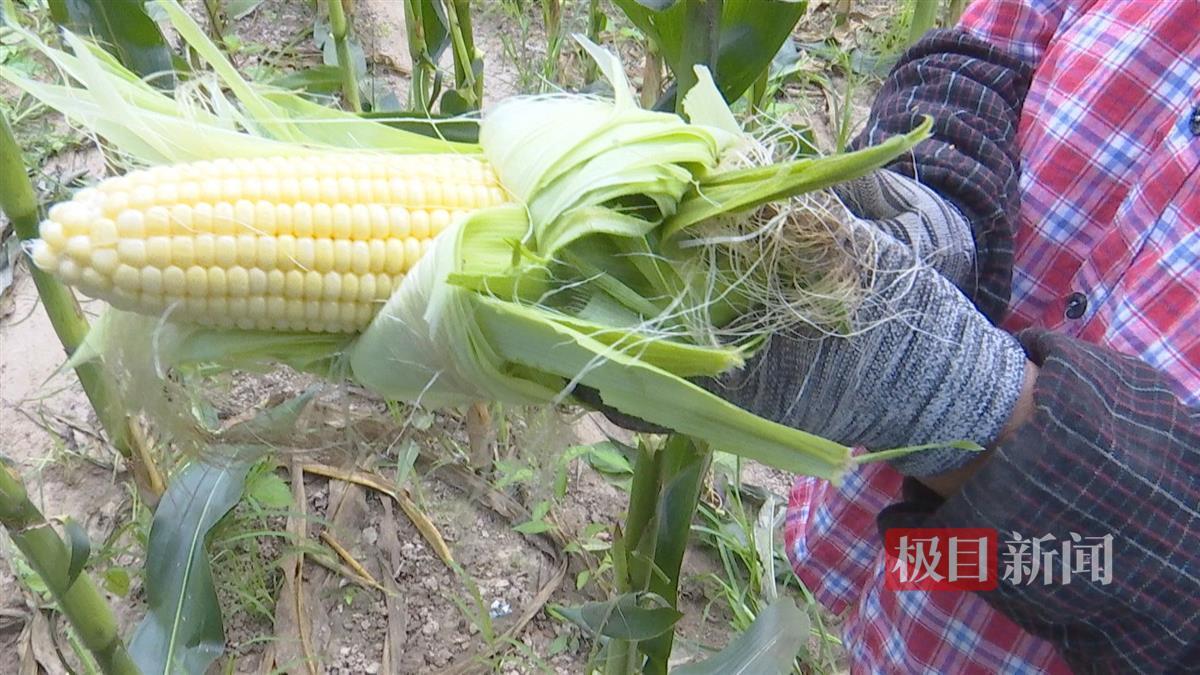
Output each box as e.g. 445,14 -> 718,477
640,43 -> 663,109
582,0 -> 604,83
0,113 -> 163,496
908,0 -> 939,45
445,0 -> 482,111
600,5 -> 726,671
327,0 -> 362,112
0,464 -> 138,674
944,0 -> 966,25
540,0 -> 563,83
833,0 -> 852,26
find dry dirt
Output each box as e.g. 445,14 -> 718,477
0,0 -> 892,672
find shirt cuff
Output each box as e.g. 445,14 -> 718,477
876,329 -> 1200,672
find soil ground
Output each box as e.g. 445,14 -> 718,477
0,1 -> 893,672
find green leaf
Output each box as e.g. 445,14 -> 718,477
513,519 -> 553,535
245,471 -> 292,509
610,0 -> 807,104
104,567 -> 132,597
47,0 -> 174,82
410,0 -> 451,64
270,65 -> 344,95
360,111 -> 482,144
394,438 -> 420,490
225,0 -> 267,19
584,441 -> 635,476
63,517 -> 91,589
553,592 -> 682,641
129,460 -> 250,675
667,116 -> 933,235
439,88 -> 473,116
471,297 -> 849,481
674,598 -> 810,674
219,389 -> 317,444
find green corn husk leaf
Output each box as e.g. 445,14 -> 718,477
0,0 -> 476,162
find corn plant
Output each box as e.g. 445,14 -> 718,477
0,464 -> 139,674
0,112 -> 139,675
405,0 -> 483,114
326,0 -> 361,111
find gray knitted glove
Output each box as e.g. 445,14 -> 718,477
834,169 -> 976,287
713,194 -> 1027,477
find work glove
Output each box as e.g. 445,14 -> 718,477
710,170 -> 1028,476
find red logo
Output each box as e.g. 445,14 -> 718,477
884,528 -> 998,591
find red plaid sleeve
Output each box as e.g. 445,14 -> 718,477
881,330 -> 1200,672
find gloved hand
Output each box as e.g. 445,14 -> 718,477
711,170 -> 1028,476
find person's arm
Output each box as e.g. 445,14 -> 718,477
848,0 -> 1075,318
847,27 -> 1033,322
879,333 -> 1200,673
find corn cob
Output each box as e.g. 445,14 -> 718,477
29,154 -> 509,333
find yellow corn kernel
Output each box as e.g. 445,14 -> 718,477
322,272 -> 342,301
208,267 -> 227,296
285,270 -> 305,299
113,265 -> 140,293
431,209 -> 451,235
145,206 -> 171,236
314,238 -> 335,273
215,235 -> 238,268
57,259 -> 82,284
39,220 -> 67,248
247,268 -> 268,295
227,267 -> 250,297
340,274 -> 359,302
368,240 -> 386,273
280,178 -> 300,203
171,237 -> 195,267
236,235 -> 257,267
384,239 -> 406,275
141,267 -> 163,295
254,201 -> 277,235
185,266 -> 207,296
163,266 -> 187,296
66,235 -> 92,262
31,242 -> 57,270
292,202 -> 314,238
266,296 -> 286,320
170,204 -> 193,234
294,238 -> 316,270
303,270 -> 322,299
234,200 -> 255,233
213,202 -> 236,235
312,204 -> 334,238
267,270 -> 286,296
333,240 -> 352,272
194,235 -> 216,266
389,207 -> 411,238
145,236 -> 171,268
411,210 -> 431,239
350,204 -> 371,240
357,274 -> 376,303
256,237 -> 277,268
375,274 -> 392,301
351,241 -> 371,275
192,203 -> 213,232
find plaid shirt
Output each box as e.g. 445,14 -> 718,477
787,2 -> 1200,672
